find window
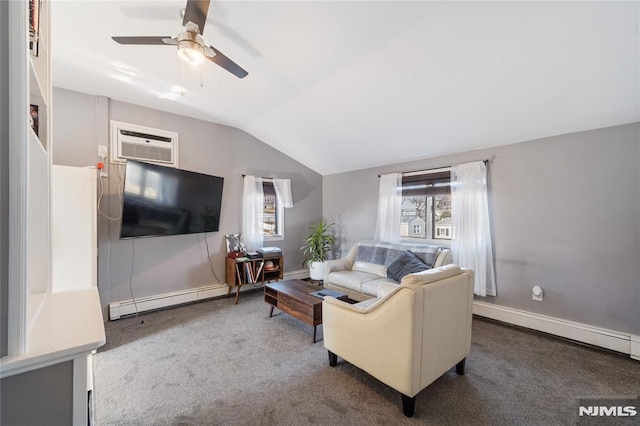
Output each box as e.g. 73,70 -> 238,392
262,181 -> 284,240
400,170 -> 451,241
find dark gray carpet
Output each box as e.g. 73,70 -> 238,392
95,290 -> 640,425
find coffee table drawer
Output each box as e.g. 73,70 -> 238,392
278,293 -> 322,327
264,279 -> 347,343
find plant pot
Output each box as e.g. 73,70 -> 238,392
309,261 -> 325,281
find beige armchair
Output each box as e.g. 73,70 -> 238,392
322,265 -> 474,417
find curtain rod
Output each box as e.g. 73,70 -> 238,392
377,159 -> 489,178
242,174 -> 274,180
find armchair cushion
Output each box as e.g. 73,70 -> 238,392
386,250 -> 430,282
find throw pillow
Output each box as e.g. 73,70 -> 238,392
386,250 -> 430,282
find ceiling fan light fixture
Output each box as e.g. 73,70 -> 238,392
176,31 -> 205,67
177,39 -> 205,67
111,0 -> 248,78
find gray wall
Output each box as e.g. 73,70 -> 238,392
0,0 -> 9,357
323,123 -> 640,335
53,88 -> 322,316
0,361 -> 74,425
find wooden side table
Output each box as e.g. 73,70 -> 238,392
225,256 -> 283,304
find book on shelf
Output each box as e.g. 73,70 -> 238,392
245,263 -> 254,283
29,0 -> 39,42
29,0 -> 40,57
255,261 -> 265,279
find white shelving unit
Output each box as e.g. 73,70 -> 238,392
3,2 -> 105,425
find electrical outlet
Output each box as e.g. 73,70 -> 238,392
532,285 -> 543,301
98,145 -> 108,159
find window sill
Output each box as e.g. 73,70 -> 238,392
400,238 -> 451,248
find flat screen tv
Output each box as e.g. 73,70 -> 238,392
120,160 -> 224,239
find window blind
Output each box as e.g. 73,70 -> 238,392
401,171 -> 451,196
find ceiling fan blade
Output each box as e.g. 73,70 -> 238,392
112,36 -> 175,45
206,46 -> 248,79
182,0 -> 210,35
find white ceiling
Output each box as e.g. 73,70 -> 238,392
51,1 -> 639,176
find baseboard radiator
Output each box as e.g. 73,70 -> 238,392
473,301 -> 640,361
108,272 -> 638,360
108,269 -> 309,320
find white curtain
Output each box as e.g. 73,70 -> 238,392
242,175 -> 264,252
375,172 -> 402,243
272,178 -> 293,208
451,161 -> 496,296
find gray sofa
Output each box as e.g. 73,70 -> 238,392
323,240 -> 452,301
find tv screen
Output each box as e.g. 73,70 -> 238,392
120,160 -> 224,239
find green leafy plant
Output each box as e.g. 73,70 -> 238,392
301,221 -> 336,267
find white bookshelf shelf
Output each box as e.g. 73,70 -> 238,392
1,288 -> 105,379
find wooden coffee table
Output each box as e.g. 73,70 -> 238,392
264,279 -> 348,343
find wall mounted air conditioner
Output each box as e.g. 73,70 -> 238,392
110,120 -> 179,167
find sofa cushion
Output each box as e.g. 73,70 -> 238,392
400,245 -> 442,268
326,270 -> 382,293
355,241 -> 443,269
355,244 -> 395,266
386,250 -> 431,282
361,278 -> 396,297
352,261 -> 387,277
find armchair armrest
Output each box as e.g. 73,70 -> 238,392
323,296 -> 369,313
323,284 -> 401,314
400,264 -> 462,287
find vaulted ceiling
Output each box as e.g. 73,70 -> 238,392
52,1 -> 639,175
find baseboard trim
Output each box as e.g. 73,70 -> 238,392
473,301 -> 637,360
631,335 -> 640,361
284,269 -> 311,280
109,284 -> 228,320
108,269 -> 310,320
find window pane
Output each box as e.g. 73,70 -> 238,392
261,181 -> 284,238
432,195 -> 452,240
401,196 -> 426,239
400,172 -> 452,241
263,193 -> 277,235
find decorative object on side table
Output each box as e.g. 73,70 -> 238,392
225,233 -> 246,255
301,221 -> 336,281
29,104 -> 39,137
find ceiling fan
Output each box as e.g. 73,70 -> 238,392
111,0 -> 248,79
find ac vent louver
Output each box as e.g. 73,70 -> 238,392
110,121 -> 179,168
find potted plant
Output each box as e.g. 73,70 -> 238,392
301,221 -> 336,281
